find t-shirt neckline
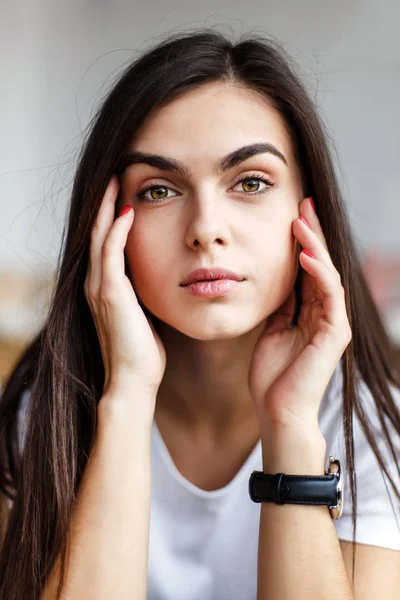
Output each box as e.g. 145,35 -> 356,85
152,419 -> 262,499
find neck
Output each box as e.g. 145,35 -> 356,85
153,318 -> 266,442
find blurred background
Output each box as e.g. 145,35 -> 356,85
1,0 -> 400,389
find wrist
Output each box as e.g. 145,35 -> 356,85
98,389 -> 156,430
261,425 -> 326,475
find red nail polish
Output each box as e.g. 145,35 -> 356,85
119,205 -> 132,217
300,216 -> 311,229
309,197 -> 316,212
303,249 -> 315,258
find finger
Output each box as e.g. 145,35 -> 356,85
299,249 -> 350,335
293,216 -> 341,284
299,197 -> 328,251
101,204 -> 135,292
86,176 -> 120,297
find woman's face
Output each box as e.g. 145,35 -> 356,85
118,82 -> 304,340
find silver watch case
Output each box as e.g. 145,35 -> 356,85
326,456 -> 343,520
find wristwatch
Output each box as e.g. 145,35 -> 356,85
248,456 -> 343,520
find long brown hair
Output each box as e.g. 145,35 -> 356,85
1,28 -> 399,599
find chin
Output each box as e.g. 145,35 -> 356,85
140,297 -> 268,340
173,312 -> 263,341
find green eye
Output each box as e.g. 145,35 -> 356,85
135,173 -> 274,204
136,184 -> 175,203
234,175 -> 274,195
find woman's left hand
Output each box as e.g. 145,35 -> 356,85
248,196 -> 352,432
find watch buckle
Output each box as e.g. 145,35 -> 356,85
325,456 -> 343,520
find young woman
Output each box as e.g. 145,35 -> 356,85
1,28 -> 399,600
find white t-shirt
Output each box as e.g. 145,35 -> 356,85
13,361 -> 400,600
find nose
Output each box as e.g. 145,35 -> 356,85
183,193 -> 231,250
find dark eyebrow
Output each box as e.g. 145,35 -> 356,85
116,142 -> 288,178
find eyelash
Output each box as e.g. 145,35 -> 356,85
135,173 -> 274,203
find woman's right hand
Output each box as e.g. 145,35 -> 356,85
84,175 -> 167,409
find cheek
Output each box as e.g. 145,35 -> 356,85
253,217 -> 296,265
253,221 -> 298,300
124,226 -> 170,293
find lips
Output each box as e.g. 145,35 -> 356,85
180,267 -> 245,287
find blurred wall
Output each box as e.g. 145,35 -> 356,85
1,0 -> 400,384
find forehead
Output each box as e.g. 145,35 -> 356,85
128,82 -> 297,170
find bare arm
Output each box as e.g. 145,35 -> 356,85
257,425 -> 353,599
41,395 -> 154,600
41,175 -> 166,598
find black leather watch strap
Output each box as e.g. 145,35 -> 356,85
249,471 -> 338,505
248,456 -> 343,519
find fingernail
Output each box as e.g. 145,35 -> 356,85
303,249 -> 315,258
309,197 -> 316,212
300,216 -> 311,229
119,205 -> 132,217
